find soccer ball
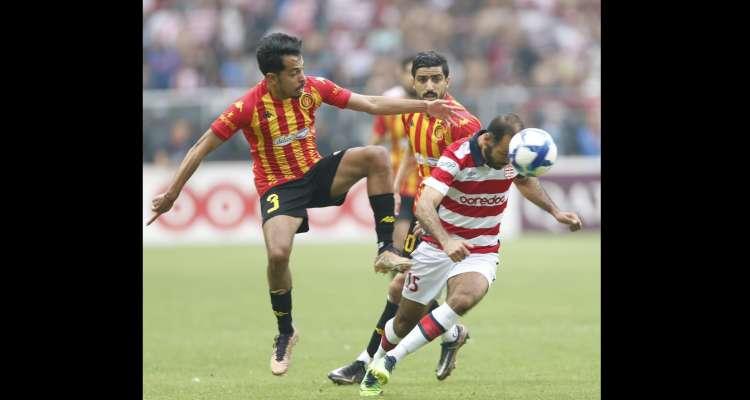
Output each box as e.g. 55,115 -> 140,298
508,128 -> 558,177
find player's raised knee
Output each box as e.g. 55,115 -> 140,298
365,145 -> 390,171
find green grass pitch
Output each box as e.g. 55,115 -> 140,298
143,233 -> 600,399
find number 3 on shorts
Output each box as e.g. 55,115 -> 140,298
267,193 -> 280,213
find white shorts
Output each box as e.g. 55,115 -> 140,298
401,241 -> 500,305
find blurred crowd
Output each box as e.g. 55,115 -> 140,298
143,0 -> 600,164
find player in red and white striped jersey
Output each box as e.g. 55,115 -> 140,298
360,114 -> 583,396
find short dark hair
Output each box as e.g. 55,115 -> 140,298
401,55 -> 415,70
256,32 -> 302,76
487,113 -> 525,143
411,51 -> 449,78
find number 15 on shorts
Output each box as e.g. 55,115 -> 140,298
405,272 -> 420,292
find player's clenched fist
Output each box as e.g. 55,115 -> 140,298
441,238 -> 474,262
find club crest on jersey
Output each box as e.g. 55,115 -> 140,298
432,123 -> 446,141
299,93 -> 314,109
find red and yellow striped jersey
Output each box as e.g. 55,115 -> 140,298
372,87 -> 420,197
401,93 -> 482,180
210,76 -> 352,196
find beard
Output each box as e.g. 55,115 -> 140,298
482,146 -> 507,169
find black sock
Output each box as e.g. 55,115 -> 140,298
270,289 -> 294,334
369,194 -> 395,252
366,299 -> 399,357
428,299 -> 440,313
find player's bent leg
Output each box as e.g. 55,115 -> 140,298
329,145 -> 391,199
445,272 -> 490,316
330,146 -> 412,273
367,301 -> 461,394
262,215 -> 304,376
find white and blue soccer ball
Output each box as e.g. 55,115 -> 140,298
508,128 -> 557,177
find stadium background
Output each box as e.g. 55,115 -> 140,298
143,0 -> 600,399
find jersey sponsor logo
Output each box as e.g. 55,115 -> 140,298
300,92 -> 314,109
272,127 -> 310,147
458,194 -> 506,206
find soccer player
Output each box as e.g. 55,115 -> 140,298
329,51 -> 481,384
146,33 -> 461,376
359,114 -> 583,396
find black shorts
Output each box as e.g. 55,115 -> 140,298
259,149 -> 348,233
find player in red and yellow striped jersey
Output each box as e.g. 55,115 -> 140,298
330,52 -> 483,387
395,52 -> 482,196
147,33 -> 463,377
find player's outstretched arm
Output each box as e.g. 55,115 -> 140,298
513,175 -> 583,231
345,93 -> 461,125
147,128 -> 225,226
415,185 -> 473,262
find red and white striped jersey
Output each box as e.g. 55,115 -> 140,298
421,132 -> 518,254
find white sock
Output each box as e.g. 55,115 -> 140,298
356,349 -> 371,364
388,304 -> 460,362
373,318 -> 401,360
441,324 -> 460,343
